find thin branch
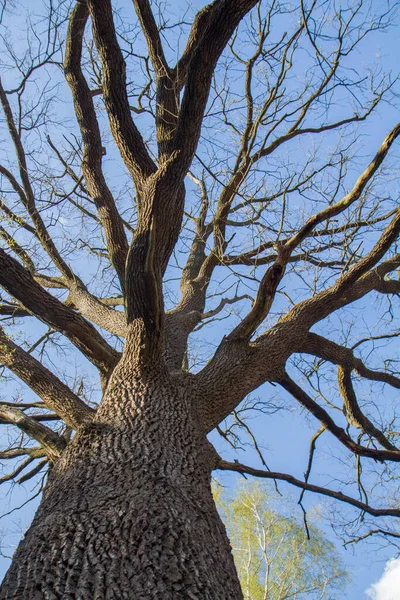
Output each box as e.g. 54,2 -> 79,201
0,79 -> 75,279
283,123 -> 400,255
17,458 -> 48,485
218,460 -> 400,518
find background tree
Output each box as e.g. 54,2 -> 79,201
0,0 -> 400,597
215,481 -> 349,599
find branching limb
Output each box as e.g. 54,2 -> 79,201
279,210 -> 400,332
132,0 -> 178,158
0,456 -> 40,485
16,458 -> 48,485
64,2 -> 129,289
0,79 -> 75,279
1,284 -> 126,339
224,210 -> 397,266
299,332 -> 400,391
196,251 -> 400,433
0,249 -> 120,374
283,124 -> 400,255
227,247 -> 287,341
343,529 -> 400,546
132,0 -> 169,78
0,326 -> 94,429
164,175 -> 212,369
173,1 -> 222,90
0,448 -> 45,460
0,405 -> 66,462
279,373 -> 400,463
338,366 -> 398,451
0,409 -> 60,423
172,0 -> 258,178
87,0 -> 157,186
64,287 -> 126,337
230,127 -> 400,339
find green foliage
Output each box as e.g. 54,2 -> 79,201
215,480 -> 349,600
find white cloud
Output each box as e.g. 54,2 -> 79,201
366,557 -> 400,600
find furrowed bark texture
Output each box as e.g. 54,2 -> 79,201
0,359 -> 242,600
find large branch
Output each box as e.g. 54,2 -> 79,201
65,286 -> 126,337
0,405 -> 66,462
126,0 -> 258,326
226,126 -> 400,339
182,92 -> 384,341
141,1 -> 262,364
195,250 -> 400,433
64,2 -> 129,289
0,327 -> 94,429
337,365 -> 397,451
0,282 -> 127,337
279,374 -> 400,462
132,0 -> 178,158
177,75 -> 392,334
87,0 -> 157,187
297,333 -> 400,449
163,177 -> 212,370
227,251 -> 286,341
299,332 -> 400,390
132,0 -> 169,77
173,1 -> 220,90
0,249 -> 119,374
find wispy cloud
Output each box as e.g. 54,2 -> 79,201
366,557 -> 400,600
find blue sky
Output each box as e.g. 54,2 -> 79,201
1,1 -> 400,598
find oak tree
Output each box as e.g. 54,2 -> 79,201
0,0 -> 400,597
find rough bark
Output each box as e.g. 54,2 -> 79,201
0,356 -> 242,600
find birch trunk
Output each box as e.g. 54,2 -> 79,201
0,363 -> 242,600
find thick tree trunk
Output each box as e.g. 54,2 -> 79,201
0,364 -> 242,599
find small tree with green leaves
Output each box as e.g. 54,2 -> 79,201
216,481 -> 349,600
